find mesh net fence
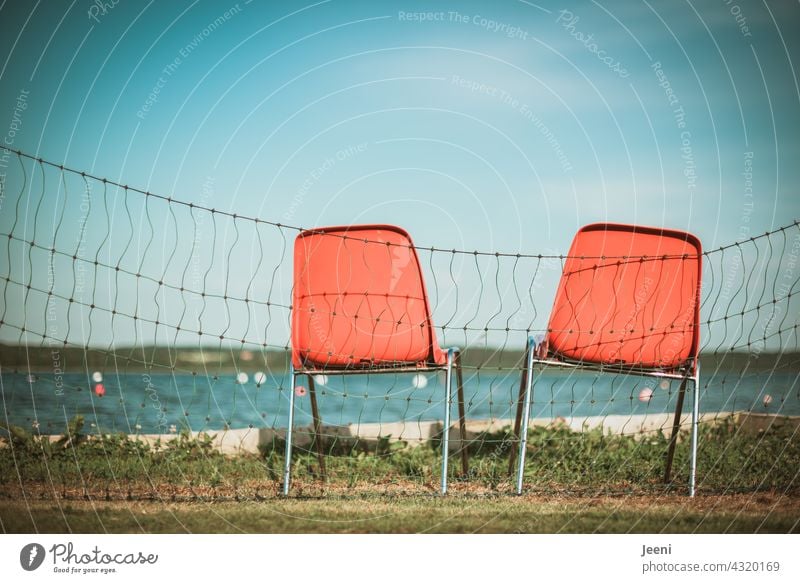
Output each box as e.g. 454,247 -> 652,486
0,148 -> 798,499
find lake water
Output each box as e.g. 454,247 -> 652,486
1,367 -> 797,435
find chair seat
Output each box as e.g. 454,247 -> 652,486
285,223 -> 461,496
292,225 -> 446,369
546,223 -> 702,370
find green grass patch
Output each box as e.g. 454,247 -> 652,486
2,416 -> 798,532
1,416 -> 798,498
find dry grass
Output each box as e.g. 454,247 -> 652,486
2,486 -> 798,533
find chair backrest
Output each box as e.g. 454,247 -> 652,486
546,223 -> 702,371
292,224 -> 444,369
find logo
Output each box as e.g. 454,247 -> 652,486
20,543 -> 46,571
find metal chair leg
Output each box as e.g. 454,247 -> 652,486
508,349 -> 529,476
441,348 -> 455,494
664,372 -> 690,485
282,367 -> 297,496
307,375 -> 326,480
515,337 -> 536,495
689,364 -> 701,497
455,351 -> 469,478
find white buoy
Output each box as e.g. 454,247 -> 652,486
638,387 -> 653,403
236,372 -> 248,384
92,371 -> 103,383
412,373 -> 428,389
659,379 -> 670,390
254,371 -> 267,386
313,374 -> 328,386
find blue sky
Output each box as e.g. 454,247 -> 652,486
1,0 -> 799,349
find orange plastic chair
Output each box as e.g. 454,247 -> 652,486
511,223 -> 702,495
284,224 -> 467,495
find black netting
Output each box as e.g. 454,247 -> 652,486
1,148 -> 798,499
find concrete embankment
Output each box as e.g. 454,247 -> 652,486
53,412 -> 797,455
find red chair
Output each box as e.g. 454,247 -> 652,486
284,224 -> 467,495
511,223 -> 702,495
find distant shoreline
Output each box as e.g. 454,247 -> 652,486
1,343 -> 797,374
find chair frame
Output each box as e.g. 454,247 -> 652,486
510,223 -> 702,497
510,344 -> 700,495
283,225 -> 468,496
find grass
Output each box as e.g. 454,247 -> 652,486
1,417 -> 798,532
2,494 -> 798,533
